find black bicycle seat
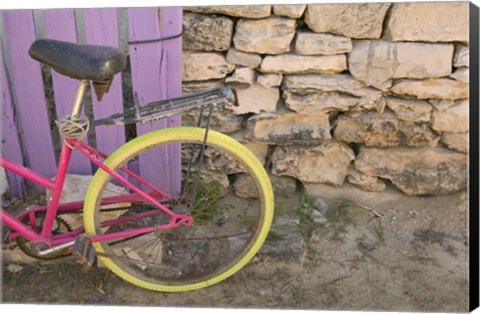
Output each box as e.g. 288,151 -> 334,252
28,39 -> 126,82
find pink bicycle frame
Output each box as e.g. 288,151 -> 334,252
1,138 -> 193,251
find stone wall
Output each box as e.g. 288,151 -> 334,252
181,2 -> 469,196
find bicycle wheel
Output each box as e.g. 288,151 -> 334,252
83,126 -> 274,292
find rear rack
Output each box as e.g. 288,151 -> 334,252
93,87 -> 238,126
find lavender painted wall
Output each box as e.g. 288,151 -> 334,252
3,10 -> 57,189
1,8 -> 183,197
43,9 -> 92,175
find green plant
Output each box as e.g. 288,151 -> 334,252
265,230 -> 284,243
295,193 -> 321,242
367,220 -> 385,244
190,180 -> 231,224
326,198 -> 352,222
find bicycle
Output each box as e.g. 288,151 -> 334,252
1,38 -> 274,292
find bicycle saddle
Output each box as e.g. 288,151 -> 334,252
28,39 -> 126,83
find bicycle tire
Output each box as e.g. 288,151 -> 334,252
83,126 -> 274,292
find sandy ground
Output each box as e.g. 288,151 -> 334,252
1,183 -> 470,312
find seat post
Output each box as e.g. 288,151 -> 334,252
71,80 -> 89,119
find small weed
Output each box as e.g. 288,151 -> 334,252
238,207 -> 257,229
444,244 -> 457,257
326,198 -> 353,223
295,193 -> 321,242
367,220 -> 385,244
265,231 -> 285,244
413,228 -> 447,245
190,180 -> 231,224
324,275 -> 351,286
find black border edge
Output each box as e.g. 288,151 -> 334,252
470,1 -> 480,312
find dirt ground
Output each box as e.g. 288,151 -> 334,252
0,183 -> 470,312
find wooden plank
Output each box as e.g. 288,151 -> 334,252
43,9 -> 92,175
83,8 -> 126,156
128,8 -> 182,195
159,8 -> 182,195
1,37 -> 25,197
3,10 -> 57,183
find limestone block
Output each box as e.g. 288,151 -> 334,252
226,48 -> 262,69
304,3 -> 390,39
234,17 -> 296,54
348,40 -> 454,89
386,97 -> 432,123
282,74 -> 384,112
385,2 -> 469,42
283,90 -> 382,114
348,168 -> 386,192
454,45 -> 469,67
225,67 -> 256,88
229,132 -> 269,165
257,73 -> 283,88
183,13 -> 233,51
183,52 -> 235,81
441,132 -> 468,153
295,32 -> 352,56
243,141 -> 269,166
245,112 -> 331,145
283,74 -> 383,100
261,54 -> 346,74
355,147 -> 468,195
185,5 -> 272,18
428,99 -> 456,112
182,80 -> 224,94
273,4 -> 306,18
450,68 -> 469,83
182,108 -> 246,134
334,111 -> 438,147
234,173 -> 259,198
230,84 -> 279,114
431,99 -> 469,133
390,79 -> 468,100
270,174 -> 298,198
271,142 -> 355,186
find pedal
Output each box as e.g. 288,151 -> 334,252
71,235 -> 97,272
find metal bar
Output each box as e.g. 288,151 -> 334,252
71,80 -> 89,119
41,143 -> 73,239
0,157 -> 56,191
1,209 -> 42,243
71,140 -> 181,219
72,140 -> 173,200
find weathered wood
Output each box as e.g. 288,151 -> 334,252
1,37 -> 25,197
3,10 -> 57,185
43,9 -> 92,175
83,8 -> 126,156
159,7 -> 183,194
128,8 -> 182,195
1,8 -> 183,197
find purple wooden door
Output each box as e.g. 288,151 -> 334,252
128,7 -> 182,195
2,10 -> 58,190
1,8 -> 183,197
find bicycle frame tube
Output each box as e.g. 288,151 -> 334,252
69,139 -> 193,241
1,137 -> 192,248
0,142 -> 74,244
